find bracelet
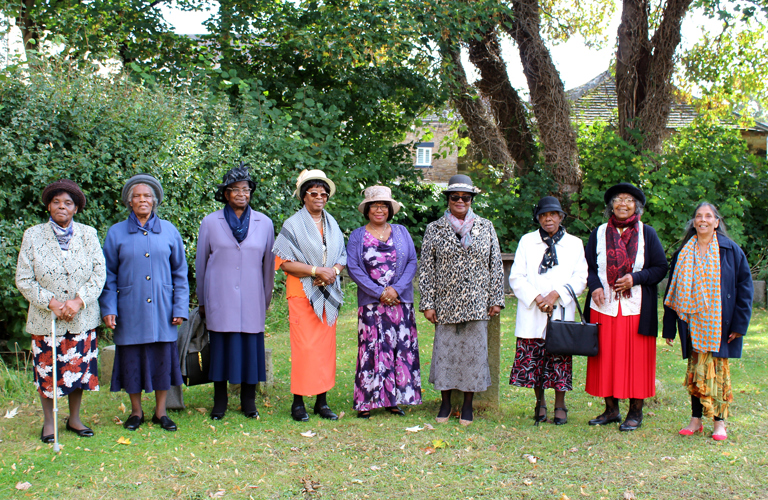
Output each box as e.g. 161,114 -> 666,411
334,266 -> 341,276
311,266 -> 317,278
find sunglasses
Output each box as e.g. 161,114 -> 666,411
307,191 -> 329,199
449,194 -> 473,203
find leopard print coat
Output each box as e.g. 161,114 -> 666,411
418,215 -> 505,324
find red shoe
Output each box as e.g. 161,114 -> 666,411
712,431 -> 727,441
678,424 -> 703,436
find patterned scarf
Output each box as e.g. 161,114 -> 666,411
664,233 -> 722,353
129,211 -> 157,231
272,207 -> 347,326
606,213 -> 640,299
49,217 -> 74,251
538,226 -> 564,274
224,204 -> 251,243
445,208 -> 476,249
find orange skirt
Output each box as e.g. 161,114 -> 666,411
288,297 -> 336,395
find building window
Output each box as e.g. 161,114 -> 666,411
415,142 -> 434,167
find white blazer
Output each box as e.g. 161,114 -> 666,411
509,229 -> 588,339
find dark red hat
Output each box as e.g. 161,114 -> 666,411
41,179 -> 86,212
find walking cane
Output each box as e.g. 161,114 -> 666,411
51,313 -> 60,453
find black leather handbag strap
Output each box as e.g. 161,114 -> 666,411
563,283 -> 588,325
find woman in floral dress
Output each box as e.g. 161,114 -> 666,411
346,186 -> 421,418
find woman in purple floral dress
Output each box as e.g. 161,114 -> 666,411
346,186 -> 421,419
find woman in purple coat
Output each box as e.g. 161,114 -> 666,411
196,164 -> 275,420
346,186 -> 421,419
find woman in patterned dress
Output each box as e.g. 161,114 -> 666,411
419,174 -> 505,426
16,179 -> 106,442
346,186 -> 421,419
663,202 -> 752,441
509,196 -> 587,425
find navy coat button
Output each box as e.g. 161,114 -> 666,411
143,231 -> 148,235
147,298 -> 152,303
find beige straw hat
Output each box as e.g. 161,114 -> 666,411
357,185 -> 401,215
293,169 -> 336,199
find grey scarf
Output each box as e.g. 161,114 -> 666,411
272,207 -> 347,325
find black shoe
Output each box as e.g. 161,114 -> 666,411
152,414 -> 177,431
386,406 -> 405,416
313,404 -> 338,420
534,403 -> 548,425
242,408 -> 260,419
619,417 -> 642,431
40,427 -> 54,443
65,419 -> 94,437
210,409 -> 226,420
291,405 -> 309,422
124,413 -> 144,431
619,398 -> 644,432
357,411 -> 371,419
553,407 -> 568,425
588,412 -> 622,426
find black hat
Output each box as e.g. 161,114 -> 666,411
42,179 -> 87,212
532,196 -> 566,224
215,162 -> 256,203
443,174 -> 481,195
604,182 -> 646,206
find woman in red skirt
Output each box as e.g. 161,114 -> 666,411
583,183 -> 668,431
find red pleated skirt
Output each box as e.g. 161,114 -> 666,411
585,303 -> 656,399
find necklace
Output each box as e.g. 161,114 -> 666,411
368,223 -> 390,241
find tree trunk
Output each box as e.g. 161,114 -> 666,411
467,29 -> 535,173
442,45 -> 518,177
616,0 -> 693,153
502,0 -> 580,197
17,0 -> 41,54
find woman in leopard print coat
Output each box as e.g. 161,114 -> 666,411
419,175 -> 505,426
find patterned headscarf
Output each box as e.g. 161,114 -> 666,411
538,226 -> 565,274
49,218 -> 74,251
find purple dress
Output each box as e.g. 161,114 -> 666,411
353,231 -> 422,411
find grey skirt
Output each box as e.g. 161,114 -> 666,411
428,320 -> 491,392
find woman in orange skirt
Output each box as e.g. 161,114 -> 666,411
273,169 -> 347,422
583,183 -> 668,431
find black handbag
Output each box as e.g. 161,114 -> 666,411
545,284 -> 599,357
184,343 -> 210,386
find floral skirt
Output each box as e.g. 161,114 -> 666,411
32,330 -> 99,399
510,338 -> 573,391
685,350 -> 732,419
353,302 -> 422,411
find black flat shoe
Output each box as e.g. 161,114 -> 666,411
40,427 -> 54,444
553,407 -> 568,425
66,419 -> 94,437
291,405 -> 309,422
152,414 -> 177,431
386,406 -> 405,416
357,411 -> 371,419
124,413 -> 144,431
313,405 -> 338,420
619,416 -> 642,432
588,412 -> 622,426
534,403 -> 548,425
242,408 -> 260,419
210,410 -> 226,420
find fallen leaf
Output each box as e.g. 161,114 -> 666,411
113,416 -> 123,425
422,447 -> 435,455
432,439 -> 447,449
580,486 -> 590,496
209,490 -> 225,498
423,423 -> 435,430
522,454 -> 538,464
523,479 -> 533,486
587,401 -> 593,407
405,425 -> 423,433
196,408 -> 208,414
560,495 -> 571,500
569,447 -> 578,453
15,482 -> 32,491
399,444 -> 406,450
290,447 -> 300,452
300,477 -> 321,494
116,436 -> 131,445
488,445 -> 497,451
350,479 -> 363,484
4,407 -> 19,419
300,430 -> 316,438
370,465 -> 381,471
661,456 -> 674,461
338,411 -> 345,418
623,492 -> 636,500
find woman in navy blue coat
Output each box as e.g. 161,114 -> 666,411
100,174 -> 189,432
663,202 -> 753,441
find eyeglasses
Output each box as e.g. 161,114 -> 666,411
449,194 -> 473,203
613,197 -> 636,205
227,188 -> 252,195
307,191 -> 329,199
369,203 -> 389,212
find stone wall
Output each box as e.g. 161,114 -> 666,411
402,120 -> 458,184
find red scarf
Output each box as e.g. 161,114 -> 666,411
606,213 -> 640,299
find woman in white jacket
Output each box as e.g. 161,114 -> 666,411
509,196 -> 587,425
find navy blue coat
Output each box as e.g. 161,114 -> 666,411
99,216 -> 189,345
584,223 -> 668,337
662,234 -> 753,359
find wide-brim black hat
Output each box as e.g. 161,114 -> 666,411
532,195 -> 566,224
215,163 -> 256,203
42,179 -> 87,212
604,182 -> 646,206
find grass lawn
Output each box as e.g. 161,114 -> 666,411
1,284 -> 767,500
